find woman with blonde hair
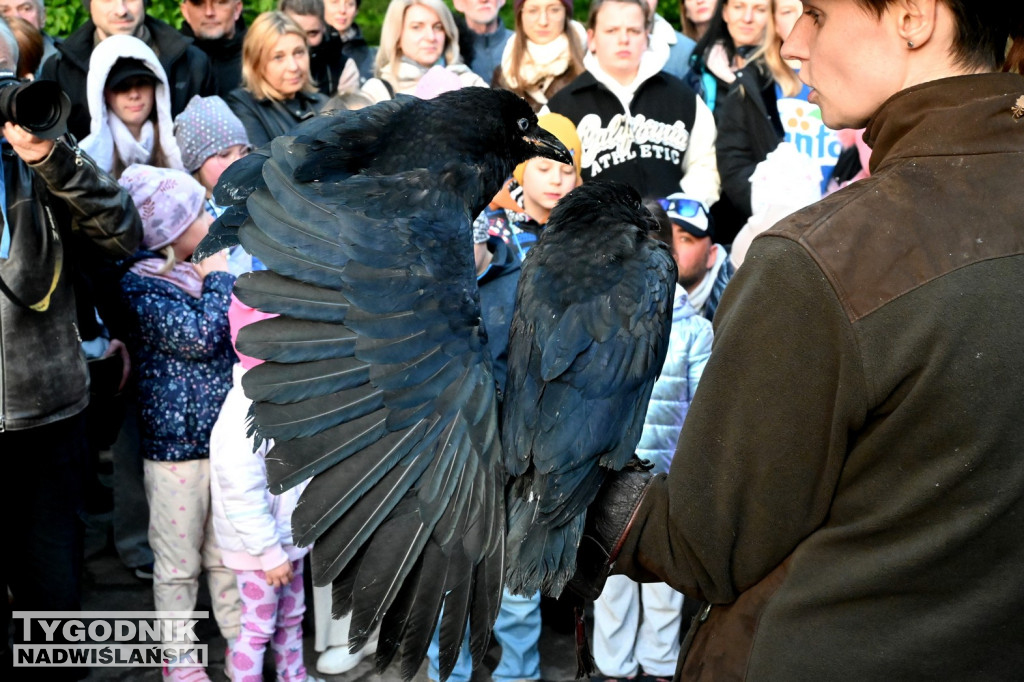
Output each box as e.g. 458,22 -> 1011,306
360,0 -> 486,102
492,0 -> 586,111
691,0 -> 791,243
226,11 -> 327,147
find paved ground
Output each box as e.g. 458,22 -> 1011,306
78,514 -> 586,682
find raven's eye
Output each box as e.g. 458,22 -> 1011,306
517,118 -> 530,132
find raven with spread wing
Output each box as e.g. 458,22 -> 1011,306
195,87 -> 675,680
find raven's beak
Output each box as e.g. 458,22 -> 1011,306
524,126 -> 573,167
641,205 -> 660,234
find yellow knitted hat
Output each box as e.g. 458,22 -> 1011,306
513,113 -> 582,186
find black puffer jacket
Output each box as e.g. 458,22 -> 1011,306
311,25 -> 376,95
711,59 -> 783,244
225,88 -> 326,147
0,139 -> 142,432
180,19 -> 247,96
40,16 -> 218,141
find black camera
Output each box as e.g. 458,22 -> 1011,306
0,71 -> 71,140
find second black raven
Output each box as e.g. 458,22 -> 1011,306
196,88 -> 675,681
503,181 -> 674,598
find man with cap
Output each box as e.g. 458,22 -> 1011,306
453,0 -> 513,83
179,0 -> 247,96
0,21 -> 142,676
40,0 -> 217,142
660,193 -> 731,321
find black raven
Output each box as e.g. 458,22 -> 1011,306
195,88 -> 675,681
503,181 -> 675,598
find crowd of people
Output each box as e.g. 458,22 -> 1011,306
0,0 -> 1020,680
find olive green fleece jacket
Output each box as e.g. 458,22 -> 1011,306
615,73 -> 1024,681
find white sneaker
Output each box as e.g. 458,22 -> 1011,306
316,637 -> 377,676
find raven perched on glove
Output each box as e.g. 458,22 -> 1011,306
195,87 -> 676,681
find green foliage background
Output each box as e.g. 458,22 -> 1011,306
44,0 -> 682,46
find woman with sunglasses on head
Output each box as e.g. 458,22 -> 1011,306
574,3 -> 1024,680
492,0 -> 587,111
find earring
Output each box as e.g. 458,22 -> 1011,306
907,40 -> 915,48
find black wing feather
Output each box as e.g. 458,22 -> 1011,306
213,126 -> 505,679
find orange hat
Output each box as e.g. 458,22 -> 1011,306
513,113 -> 582,186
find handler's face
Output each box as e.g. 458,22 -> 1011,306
782,0 -> 904,129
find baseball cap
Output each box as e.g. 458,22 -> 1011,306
658,194 -> 713,239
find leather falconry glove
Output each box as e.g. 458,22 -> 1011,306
566,456 -> 654,602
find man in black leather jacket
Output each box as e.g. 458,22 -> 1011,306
0,26 -> 142,672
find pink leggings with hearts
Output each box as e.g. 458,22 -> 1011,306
230,560 -> 307,682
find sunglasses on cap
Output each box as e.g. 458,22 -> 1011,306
656,196 -> 707,219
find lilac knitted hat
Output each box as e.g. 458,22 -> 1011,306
119,164 -> 207,250
173,95 -> 250,173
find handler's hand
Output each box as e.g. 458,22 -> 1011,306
565,459 -> 653,601
264,561 -> 294,589
3,122 -> 55,164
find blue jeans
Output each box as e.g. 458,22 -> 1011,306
428,589 -> 541,682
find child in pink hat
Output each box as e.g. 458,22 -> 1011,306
117,163 -> 242,682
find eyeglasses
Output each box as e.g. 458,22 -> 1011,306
657,197 -> 706,219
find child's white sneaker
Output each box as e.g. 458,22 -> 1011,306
316,642 -> 374,675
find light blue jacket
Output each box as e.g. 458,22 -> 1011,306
636,284 -> 713,473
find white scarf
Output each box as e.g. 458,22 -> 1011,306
688,244 -> 725,315
108,113 -> 155,169
501,34 -> 573,104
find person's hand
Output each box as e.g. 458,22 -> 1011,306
264,560 -> 294,589
194,250 -> 229,279
102,338 -> 132,392
3,121 -> 55,164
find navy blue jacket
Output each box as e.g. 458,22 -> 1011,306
120,270 -> 236,461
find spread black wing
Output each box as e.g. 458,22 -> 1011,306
228,139 -> 506,681
501,181 -> 677,597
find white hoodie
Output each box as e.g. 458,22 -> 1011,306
80,34 -> 184,173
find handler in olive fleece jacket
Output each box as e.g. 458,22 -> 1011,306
613,73 -> 1024,681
